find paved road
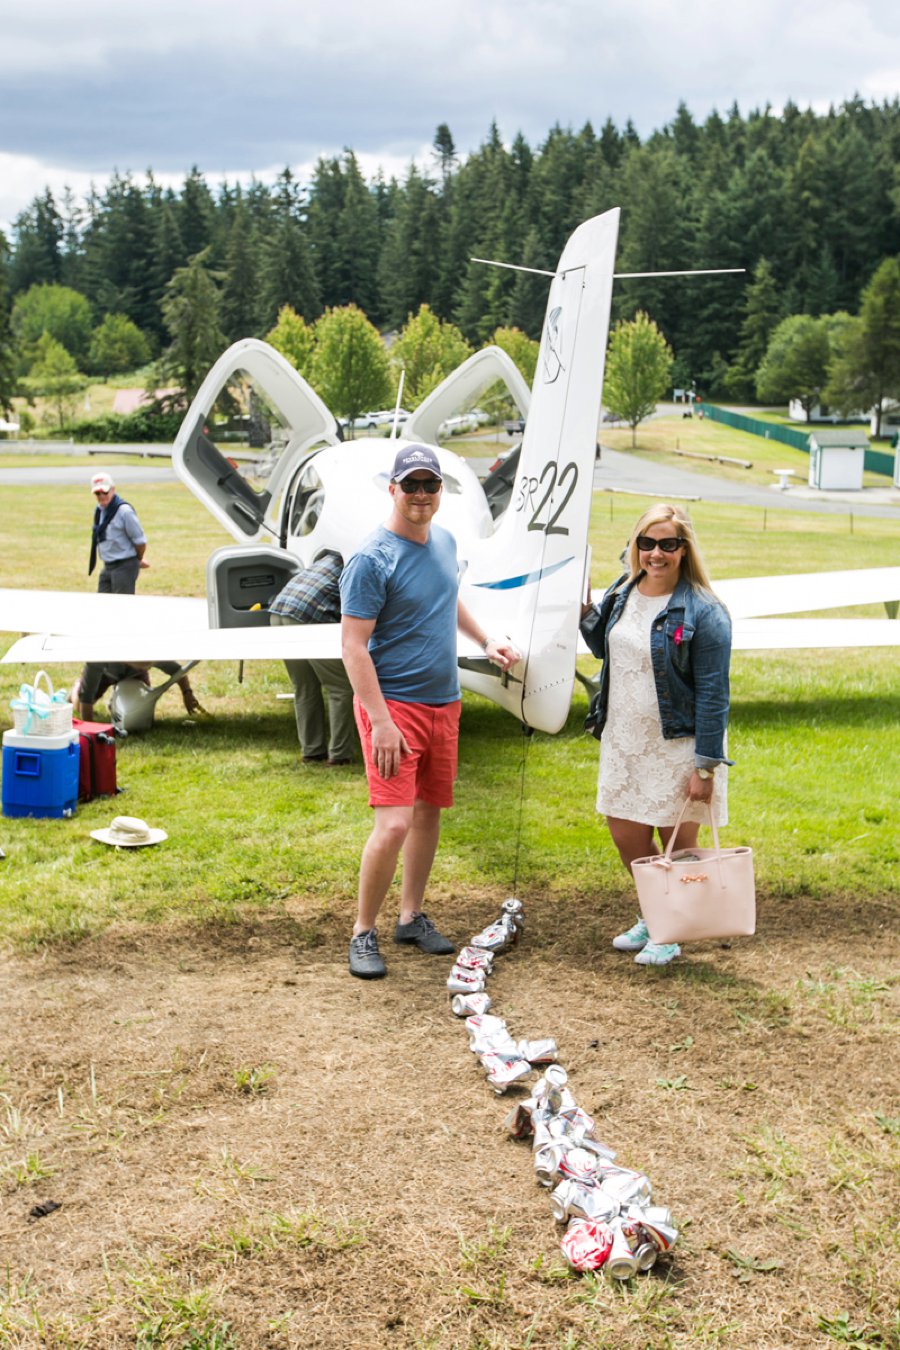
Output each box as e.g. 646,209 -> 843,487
0,463 -> 176,486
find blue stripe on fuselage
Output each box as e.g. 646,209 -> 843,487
472,557 -> 574,590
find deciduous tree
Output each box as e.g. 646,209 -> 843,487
310,305 -> 390,431
26,332 -> 86,429
390,304 -> 472,406
11,283 -> 93,371
755,313 -> 830,420
265,305 -> 314,375
603,311 -> 673,445
88,313 -> 151,378
825,257 -> 900,435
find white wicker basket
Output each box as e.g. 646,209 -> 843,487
10,670 -> 74,737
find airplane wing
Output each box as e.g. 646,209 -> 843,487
732,618 -> 900,649
0,588 -> 208,635
1,622 -> 346,665
714,567 -> 900,619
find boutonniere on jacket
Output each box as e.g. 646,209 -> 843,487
673,625 -> 684,645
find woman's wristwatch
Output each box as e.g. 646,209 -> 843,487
697,767 -> 715,780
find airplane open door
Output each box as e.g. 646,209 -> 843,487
403,346 -> 531,448
172,339 -> 340,546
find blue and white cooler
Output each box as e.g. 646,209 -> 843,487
2,729 -> 80,819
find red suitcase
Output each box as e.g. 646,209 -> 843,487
73,719 -> 118,801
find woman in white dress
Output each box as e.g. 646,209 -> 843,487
580,504 -> 732,965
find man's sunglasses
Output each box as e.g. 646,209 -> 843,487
636,535 -> 685,553
396,477 -> 442,495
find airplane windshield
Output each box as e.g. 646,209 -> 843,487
290,463 -> 325,536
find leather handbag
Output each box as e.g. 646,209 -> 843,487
631,797 -> 755,944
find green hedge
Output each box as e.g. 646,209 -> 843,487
65,406 -> 185,443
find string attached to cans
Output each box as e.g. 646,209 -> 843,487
447,897 -> 679,1277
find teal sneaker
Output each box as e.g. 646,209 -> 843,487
634,940 -> 681,966
612,917 -> 649,952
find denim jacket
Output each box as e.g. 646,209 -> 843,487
580,573 -> 734,767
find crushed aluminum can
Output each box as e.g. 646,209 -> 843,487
533,1064 -> 570,1114
559,1104 -> 597,1137
471,1030 -> 520,1058
564,1129 -> 617,1163
517,1038 -> 558,1065
501,896 -> 524,923
629,1203 -> 672,1229
469,918 -> 513,952
597,1166 -> 653,1207
447,967 -> 486,994
550,1179 -> 619,1225
503,1100 -> 535,1139
635,1216 -> 679,1253
558,1147 -> 602,1184
465,1013 -> 507,1040
560,1218 -> 613,1272
482,1054 -> 532,1094
533,1141 -> 570,1187
605,1222 -> 640,1280
633,1241 -> 659,1271
455,945 -> 495,972
450,991 -> 491,1017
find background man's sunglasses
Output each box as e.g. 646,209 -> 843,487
636,535 -> 686,553
396,477 -> 442,495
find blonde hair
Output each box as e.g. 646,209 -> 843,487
621,503 -> 716,595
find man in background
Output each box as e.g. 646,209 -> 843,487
88,472 -> 148,594
72,661 -> 203,723
269,551 -> 356,766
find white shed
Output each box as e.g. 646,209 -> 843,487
807,428 -> 869,490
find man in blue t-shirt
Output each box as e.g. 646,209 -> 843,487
340,444 -> 520,979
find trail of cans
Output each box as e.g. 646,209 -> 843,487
447,897 -> 679,1278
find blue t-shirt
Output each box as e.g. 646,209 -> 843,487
340,524 -> 460,704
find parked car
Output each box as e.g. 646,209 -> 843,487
439,408 -> 491,436
340,409 -> 410,432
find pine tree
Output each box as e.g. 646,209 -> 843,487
159,248 -> 226,401
220,200 -> 260,341
0,232 -> 18,414
724,258 -> 783,400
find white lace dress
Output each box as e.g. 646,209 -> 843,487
596,587 -> 728,827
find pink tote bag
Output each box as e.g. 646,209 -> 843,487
631,797 -> 755,944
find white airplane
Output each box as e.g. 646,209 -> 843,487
1,207 -> 898,735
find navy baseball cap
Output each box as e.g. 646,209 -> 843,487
390,445 -> 443,482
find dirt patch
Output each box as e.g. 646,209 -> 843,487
1,889 -> 898,1348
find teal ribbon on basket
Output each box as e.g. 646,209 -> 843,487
10,682 -> 70,735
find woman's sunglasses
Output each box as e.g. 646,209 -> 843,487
397,477 -> 443,495
636,535 -> 686,553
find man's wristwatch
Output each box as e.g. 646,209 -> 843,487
697,767 -> 715,780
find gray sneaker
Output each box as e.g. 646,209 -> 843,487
349,928 -> 386,979
394,912 -> 455,955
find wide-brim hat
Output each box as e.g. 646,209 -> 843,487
91,815 -> 167,847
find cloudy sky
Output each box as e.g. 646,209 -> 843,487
2,0 -> 900,231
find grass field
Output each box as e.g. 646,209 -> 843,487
600,416 -> 894,490
0,469 -> 897,1348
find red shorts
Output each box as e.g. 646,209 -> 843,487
354,697 -> 461,808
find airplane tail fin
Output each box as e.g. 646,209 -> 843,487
460,209 -> 620,733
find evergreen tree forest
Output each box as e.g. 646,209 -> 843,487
2,98 -> 900,411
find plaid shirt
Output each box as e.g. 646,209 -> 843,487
268,551 -> 343,624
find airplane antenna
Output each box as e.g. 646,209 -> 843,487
390,372 -> 406,440
471,257 -> 745,280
